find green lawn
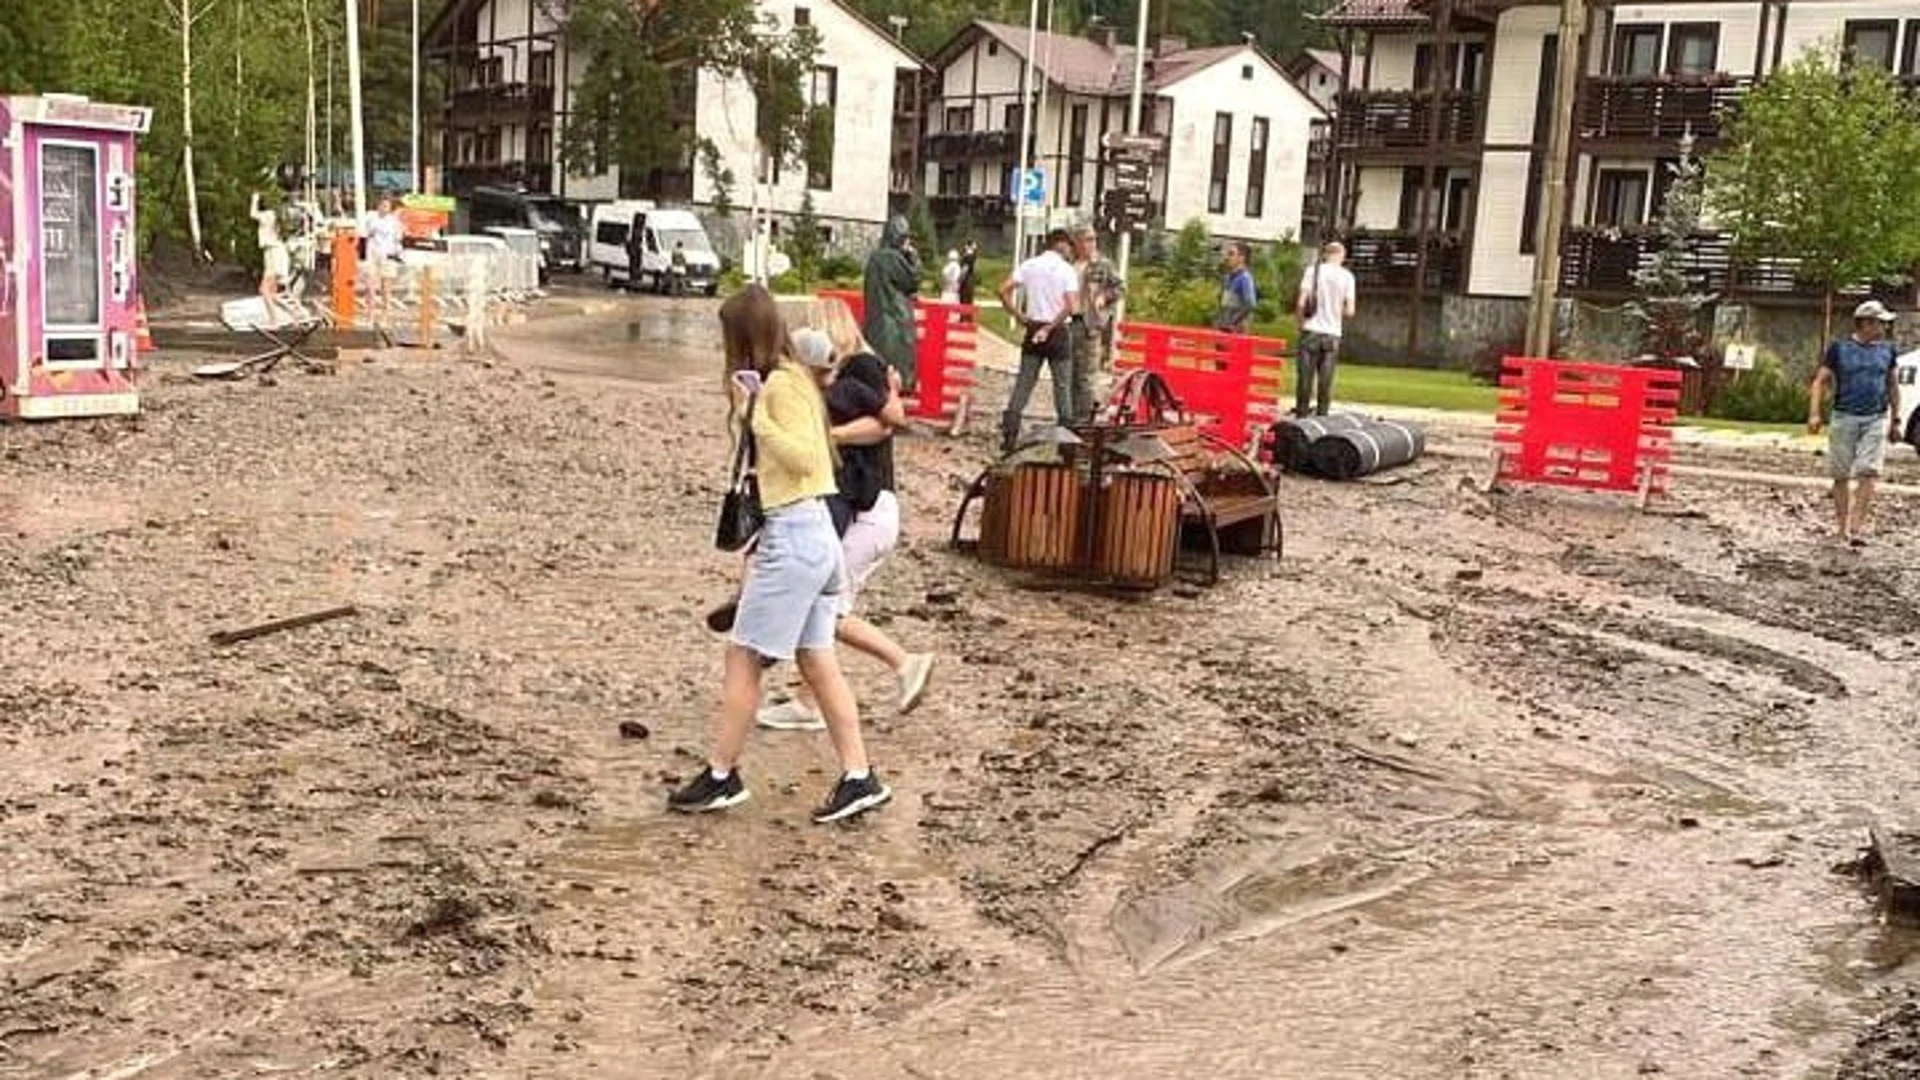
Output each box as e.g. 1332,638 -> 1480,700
1333,365 -> 1502,413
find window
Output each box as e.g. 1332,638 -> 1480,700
1521,34 -> 1557,254
1846,20 -> 1898,70
1593,169 -> 1650,228
1208,112 -> 1232,215
1242,64 -> 1255,80
1612,24 -> 1662,76
529,127 -> 553,165
1666,23 -> 1719,75
808,66 -> 837,191
1445,175 -> 1471,231
945,106 -> 973,133
1004,103 -> 1024,133
1245,117 -> 1269,219
1067,104 -> 1089,205
988,41 -> 1000,57
1414,41 -> 1487,91
937,164 -> 968,196
530,50 -> 555,87
1904,22 -> 1920,75
793,6 -> 810,26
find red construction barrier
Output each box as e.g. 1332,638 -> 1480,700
1493,357 -> 1682,496
1112,322 -> 1287,447
815,290 -> 976,425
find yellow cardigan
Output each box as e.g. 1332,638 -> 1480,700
750,361 -> 837,510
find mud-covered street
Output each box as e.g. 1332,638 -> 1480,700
6,294 -> 1920,1079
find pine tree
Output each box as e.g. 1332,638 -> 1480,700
1627,138 -> 1712,364
789,190 -> 824,287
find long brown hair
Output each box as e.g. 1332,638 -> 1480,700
720,284 -> 791,433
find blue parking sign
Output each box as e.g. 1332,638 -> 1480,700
1014,167 -> 1046,208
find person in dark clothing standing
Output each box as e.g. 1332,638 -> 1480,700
862,216 -> 922,392
1214,241 -> 1257,334
956,241 -> 979,307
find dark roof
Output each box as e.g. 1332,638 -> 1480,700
1322,0 -> 1428,27
946,22 -> 1303,97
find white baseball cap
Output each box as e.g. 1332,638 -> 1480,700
1853,299 -> 1897,322
791,327 -> 836,369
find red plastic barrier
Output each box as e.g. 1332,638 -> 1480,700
1112,322 -> 1288,446
1494,357 -> 1682,495
814,290 -> 976,423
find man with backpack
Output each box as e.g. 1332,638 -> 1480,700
1294,241 -> 1357,417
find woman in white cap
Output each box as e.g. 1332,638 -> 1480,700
940,249 -> 963,304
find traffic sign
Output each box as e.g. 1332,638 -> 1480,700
1102,131 -> 1163,154
1014,167 -> 1047,208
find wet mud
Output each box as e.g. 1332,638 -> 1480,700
6,293 -> 1920,1077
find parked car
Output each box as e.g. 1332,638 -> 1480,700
1897,350 -> 1920,452
463,186 -> 585,275
624,208 -> 720,296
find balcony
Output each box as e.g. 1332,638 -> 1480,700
1334,89 -> 1482,158
926,130 -> 1020,161
1559,227 -> 1910,303
447,81 -> 555,123
1301,193 -> 1329,224
929,194 -> 1012,226
447,160 -> 554,194
1576,74 -> 1750,147
1344,230 -> 1466,291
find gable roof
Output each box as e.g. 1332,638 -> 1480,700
817,0 -> 926,70
934,20 -> 1319,107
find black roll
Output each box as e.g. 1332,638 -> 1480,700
1269,413 -> 1368,472
1307,419 -> 1427,480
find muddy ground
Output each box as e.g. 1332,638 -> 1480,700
6,292 -> 1920,1079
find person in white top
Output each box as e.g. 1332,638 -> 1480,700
940,250 -> 963,304
1294,240 -> 1358,417
363,194 -> 406,317
996,228 -> 1083,452
250,191 -> 291,313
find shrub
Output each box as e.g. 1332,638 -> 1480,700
1164,219 -> 1216,285
1706,353 -> 1810,423
818,252 -> 862,284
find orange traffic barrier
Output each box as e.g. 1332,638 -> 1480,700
331,227 -> 358,327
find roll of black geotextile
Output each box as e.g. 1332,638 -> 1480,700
1270,413 -> 1368,472
1307,419 -> 1427,480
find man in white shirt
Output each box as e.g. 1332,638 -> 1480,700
1294,240 -> 1358,417
996,228 -> 1082,452
363,194 -> 406,318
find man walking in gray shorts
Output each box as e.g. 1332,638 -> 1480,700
1809,299 -> 1902,546
1294,241 -> 1357,417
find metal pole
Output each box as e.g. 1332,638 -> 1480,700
1012,0 -> 1040,262
326,35 -> 334,205
1525,0 -> 1586,357
304,0 -> 317,208
345,0 -> 369,217
410,0 -> 420,192
1035,0 -> 1055,235
1111,0 -> 1150,329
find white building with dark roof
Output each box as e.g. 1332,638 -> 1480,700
922,21 -> 1331,244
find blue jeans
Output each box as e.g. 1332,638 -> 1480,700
732,499 -> 845,661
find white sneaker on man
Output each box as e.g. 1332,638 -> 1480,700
757,700 -> 826,731
897,654 -> 935,714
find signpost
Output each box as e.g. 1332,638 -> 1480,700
1015,167 -> 1047,210
1101,131 -> 1159,235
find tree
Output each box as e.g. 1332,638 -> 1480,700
555,0 -> 819,191
1629,138 -> 1714,363
699,139 -> 735,217
1708,47 -> 1920,339
788,190 -> 824,286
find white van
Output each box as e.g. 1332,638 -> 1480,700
627,209 -> 721,296
1897,350 -> 1920,451
588,200 -> 656,286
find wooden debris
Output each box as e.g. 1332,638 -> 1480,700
209,604 -> 358,646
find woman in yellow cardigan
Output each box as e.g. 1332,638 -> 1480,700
668,285 -> 891,825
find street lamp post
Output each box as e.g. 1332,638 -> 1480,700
1011,0 -> 1040,263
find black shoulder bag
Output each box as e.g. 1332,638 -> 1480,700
1300,256 -> 1323,322
714,397 -> 764,553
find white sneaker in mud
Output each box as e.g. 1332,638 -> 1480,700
812,772 -> 892,824
757,700 -> 825,731
896,653 -> 935,715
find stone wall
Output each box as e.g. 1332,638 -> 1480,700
1340,293 -> 1528,370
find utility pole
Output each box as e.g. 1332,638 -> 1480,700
345,0 -> 369,217
1111,0 -> 1151,330
1012,0 -> 1040,264
1525,0 -> 1586,357
410,0 -> 420,193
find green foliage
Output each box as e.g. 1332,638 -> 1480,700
699,139 -> 735,217
1706,353 -> 1811,423
905,194 -> 939,268
787,190 -> 824,287
1162,218 -> 1216,285
1630,142 -> 1713,362
818,252 -> 863,283
1708,47 -> 1920,331
1129,275 -> 1222,328
559,0 -> 818,186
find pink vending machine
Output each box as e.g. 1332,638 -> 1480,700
0,94 -> 152,419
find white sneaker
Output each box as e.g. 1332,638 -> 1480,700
757,700 -> 825,731
897,654 -> 935,715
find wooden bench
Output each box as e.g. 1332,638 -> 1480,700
1153,424 -> 1282,582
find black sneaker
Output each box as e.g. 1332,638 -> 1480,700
812,772 -> 892,825
667,769 -> 749,813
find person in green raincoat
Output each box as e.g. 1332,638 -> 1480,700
862,216 -> 922,392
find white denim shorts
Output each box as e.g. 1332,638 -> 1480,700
838,490 -> 901,616
732,498 -> 845,661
